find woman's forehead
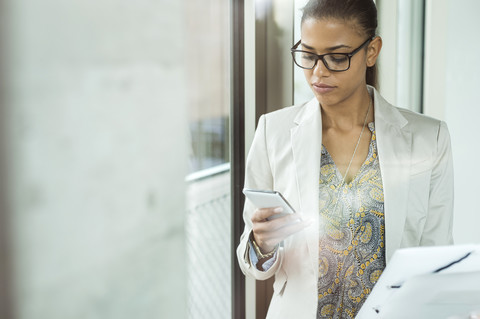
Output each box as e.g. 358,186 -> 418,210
300,18 -> 365,49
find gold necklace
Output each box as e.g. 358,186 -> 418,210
330,97 -> 372,221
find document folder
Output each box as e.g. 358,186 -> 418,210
357,244 -> 480,319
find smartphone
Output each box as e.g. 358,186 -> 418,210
243,189 -> 295,220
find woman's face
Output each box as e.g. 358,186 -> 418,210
300,18 -> 380,107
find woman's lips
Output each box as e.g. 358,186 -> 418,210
312,83 -> 335,94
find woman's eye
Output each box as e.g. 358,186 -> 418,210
328,55 -> 348,63
301,53 -> 317,61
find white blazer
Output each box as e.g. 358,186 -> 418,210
236,86 -> 454,319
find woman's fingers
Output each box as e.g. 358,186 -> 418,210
252,213 -> 313,251
253,211 -> 303,233
257,220 -> 311,249
251,207 -> 285,222
258,217 -> 311,240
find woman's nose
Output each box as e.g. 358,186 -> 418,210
313,58 -> 331,77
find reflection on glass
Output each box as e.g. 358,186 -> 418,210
184,1 -> 232,318
294,0 -> 314,104
186,1 -> 230,174
189,117 -> 229,173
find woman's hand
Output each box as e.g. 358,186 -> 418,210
251,207 -> 312,255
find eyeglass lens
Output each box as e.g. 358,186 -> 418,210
292,51 -> 350,71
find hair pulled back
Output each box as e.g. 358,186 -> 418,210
301,0 -> 378,88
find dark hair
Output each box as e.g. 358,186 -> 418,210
301,0 -> 378,88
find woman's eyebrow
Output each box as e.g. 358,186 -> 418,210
301,42 -> 351,52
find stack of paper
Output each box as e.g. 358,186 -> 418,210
357,244 -> 480,319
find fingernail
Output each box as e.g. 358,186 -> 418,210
273,207 -> 283,213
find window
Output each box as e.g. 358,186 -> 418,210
184,1 -> 232,318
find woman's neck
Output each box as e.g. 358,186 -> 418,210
321,89 -> 373,131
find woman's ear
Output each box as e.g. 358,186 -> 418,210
366,36 -> 382,67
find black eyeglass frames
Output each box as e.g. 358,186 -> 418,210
290,37 -> 374,72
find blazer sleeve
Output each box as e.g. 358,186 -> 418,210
236,115 -> 284,281
420,121 -> 454,245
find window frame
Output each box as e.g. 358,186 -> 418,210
231,0 -> 246,318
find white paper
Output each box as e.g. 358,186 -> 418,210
357,244 -> 480,319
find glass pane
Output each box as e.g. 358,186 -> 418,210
184,1 -> 232,318
186,3 -> 230,174
294,0 -> 314,104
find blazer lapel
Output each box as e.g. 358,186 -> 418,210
290,98 -> 322,272
289,88 -> 412,268
372,88 -> 412,262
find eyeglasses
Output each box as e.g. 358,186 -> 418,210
290,37 -> 373,71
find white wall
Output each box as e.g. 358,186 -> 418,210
1,1 -> 188,318
376,0 -> 399,105
377,0 -> 424,112
424,0 -> 480,244
444,0 -> 480,244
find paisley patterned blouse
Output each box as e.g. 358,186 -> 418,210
317,122 -> 386,319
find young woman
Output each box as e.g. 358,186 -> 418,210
236,0 -> 454,318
